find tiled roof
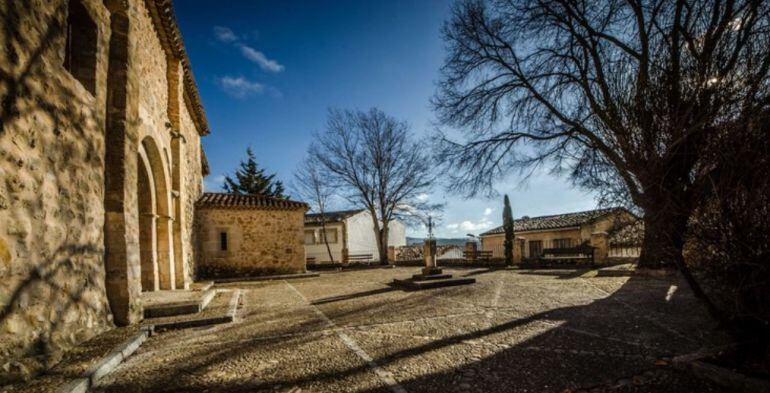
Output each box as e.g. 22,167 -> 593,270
305,209 -> 366,224
196,193 -> 308,210
480,208 -> 623,236
145,0 -> 209,135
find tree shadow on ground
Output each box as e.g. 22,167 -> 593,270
97,271 -> 733,392
311,287 -> 396,305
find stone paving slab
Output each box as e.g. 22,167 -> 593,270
91,267 -> 733,393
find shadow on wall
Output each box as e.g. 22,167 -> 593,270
97,272 -> 732,392
1,2 -> 113,383
0,244 -> 112,382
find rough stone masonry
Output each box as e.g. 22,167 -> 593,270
0,0 -> 209,380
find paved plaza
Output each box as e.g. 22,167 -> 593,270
94,267 -> 731,392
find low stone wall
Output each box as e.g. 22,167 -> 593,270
196,208 -> 306,279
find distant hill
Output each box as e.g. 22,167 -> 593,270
406,237 -> 471,247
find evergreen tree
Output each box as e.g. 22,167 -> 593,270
503,194 -> 514,266
222,147 -> 286,197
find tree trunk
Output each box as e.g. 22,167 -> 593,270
368,208 -> 385,265
319,215 -> 334,263
637,208 -> 689,269
379,225 -> 389,265
637,194 -> 732,335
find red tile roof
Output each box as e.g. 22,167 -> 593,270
196,193 -> 308,211
480,208 -> 627,236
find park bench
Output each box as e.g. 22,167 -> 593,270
540,245 -> 594,265
306,256 -> 317,264
347,253 -> 375,266
463,250 -> 493,261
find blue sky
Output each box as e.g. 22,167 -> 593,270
174,0 -> 598,238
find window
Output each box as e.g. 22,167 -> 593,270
64,0 -> 98,95
304,230 -> 316,245
219,231 -> 228,251
321,228 -> 338,244
529,240 -> 543,258
553,238 -> 572,249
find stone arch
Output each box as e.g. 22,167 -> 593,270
137,146 -> 159,291
140,136 -> 176,290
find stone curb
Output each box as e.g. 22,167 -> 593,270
213,272 -> 319,283
56,325 -> 153,393
152,290 -> 241,331
672,345 -> 770,393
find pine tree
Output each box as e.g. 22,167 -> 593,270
222,147 -> 286,198
503,194 -> 514,266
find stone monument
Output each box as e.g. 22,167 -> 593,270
392,216 -> 475,290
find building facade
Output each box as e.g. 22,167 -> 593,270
479,208 -> 638,263
0,0 -> 209,374
195,193 -> 309,278
304,209 -> 406,263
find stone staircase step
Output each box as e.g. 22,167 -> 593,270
192,280 -> 214,292
147,289 -> 241,331
142,288 -> 216,318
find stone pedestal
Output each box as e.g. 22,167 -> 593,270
465,241 -> 477,261
392,238 -> 476,290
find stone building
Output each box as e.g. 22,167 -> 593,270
479,208 -> 638,264
195,193 -> 309,278
0,0 -> 209,375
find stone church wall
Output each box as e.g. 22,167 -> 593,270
196,208 -> 307,278
0,0 -> 206,380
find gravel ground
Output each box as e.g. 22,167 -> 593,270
92,267 -> 733,393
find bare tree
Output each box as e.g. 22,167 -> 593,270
434,0 -> 770,274
293,158 -> 336,263
311,108 -> 441,265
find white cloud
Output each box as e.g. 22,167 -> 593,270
217,76 -> 265,98
416,193 -> 429,202
444,207 -> 497,234
239,45 -> 284,73
204,175 -> 226,192
213,26 -> 238,43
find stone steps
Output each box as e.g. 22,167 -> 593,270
142,288 -> 216,318
145,289 -> 241,331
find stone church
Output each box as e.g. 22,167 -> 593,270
1,0 -> 211,372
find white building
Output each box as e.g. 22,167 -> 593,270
304,209 -> 406,264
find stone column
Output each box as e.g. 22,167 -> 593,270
156,214 -> 176,290
465,241 -> 477,262
422,239 -> 440,275
590,232 -> 609,264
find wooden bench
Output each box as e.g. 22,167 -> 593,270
306,256 -> 317,264
463,250 -> 493,261
347,253 -> 375,265
540,246 -> 594,264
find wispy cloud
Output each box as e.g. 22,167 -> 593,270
204,175 -> 226,192
445,208 -> 495,234
213,26 -> 238,43
217,76 -> 265,98
212,26 -> 285,73
239,45 -> 284,73
416,193 -> 430,202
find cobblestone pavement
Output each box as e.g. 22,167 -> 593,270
94,267 -> 733,393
